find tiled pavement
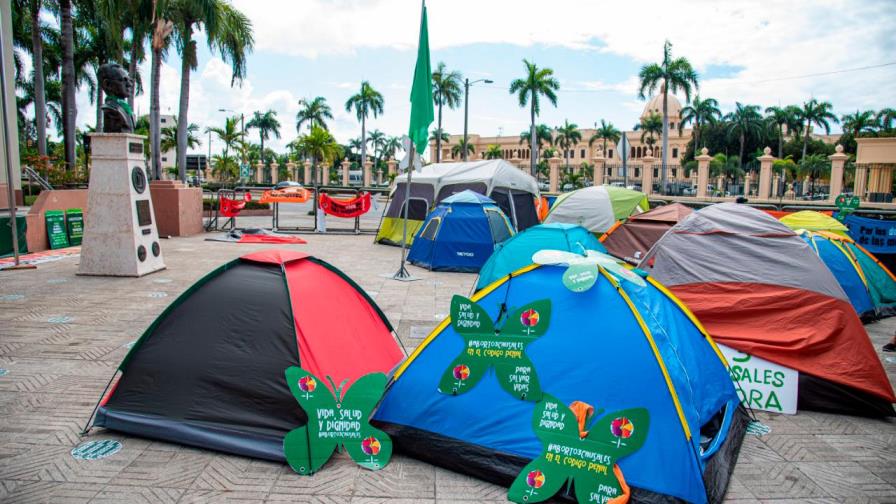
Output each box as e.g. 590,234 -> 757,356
1,230 -> 895,503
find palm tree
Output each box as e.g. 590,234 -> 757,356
563,171 -> 585,190
23,0 -> 48,156
451,139 -> 475,159
295,96 -> 333,132
246,109 -> 281,165
638,113 -> 663,148
172,0 -> 254,181
161,120 -> 199,153
798,153 -> 830,195
58,0 -> 76,170
430,128 -> 449,145
710,153 -> 744,193
765,105 -> 795,159
344,81 -> 384,167
637,40 -> 699,192
724,103 -> 764,168
509,59 -> 559,176
841,110 -> 877,138
206,116 -> 242,158
519,124 -> 554,151
485,144 -> 503,159
149,1 -> 174,179
877,108 -> 896,132
679,96 -> 720,149
295,126 -> 344,184
382,136 -> 403,161
368,129 -> 386,172
431,62 -> 462,163
554,120 -> 582,170
589,119 -> 621,157
798,98 -> 838,160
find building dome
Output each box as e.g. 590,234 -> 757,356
641,92 -> 683,120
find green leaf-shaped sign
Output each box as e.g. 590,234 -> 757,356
508,395 -> 650,504
438,295 -> 551,402
283,367 -> 392,475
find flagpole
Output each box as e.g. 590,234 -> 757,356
392,144 -> 415,280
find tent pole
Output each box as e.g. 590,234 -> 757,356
392,144 -> 418,281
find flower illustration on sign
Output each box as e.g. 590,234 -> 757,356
453,364 -> 471,381
362,436 -> 381,456
610,416 -> 634,448
298,375 -> 317,399
520,308 -> 540,330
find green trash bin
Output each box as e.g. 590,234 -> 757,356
0,213 -> 28,258
66,208 -> 84,246
45,210 -> 70,249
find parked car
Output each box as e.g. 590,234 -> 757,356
274,180 -> 302,189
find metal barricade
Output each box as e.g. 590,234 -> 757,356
271,185 -> 392,235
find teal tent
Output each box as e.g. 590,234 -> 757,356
475,223 -> 605,291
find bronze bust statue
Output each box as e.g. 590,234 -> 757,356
98,63 -> 135,133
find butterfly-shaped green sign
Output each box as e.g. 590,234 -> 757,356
508,395 -> 649,504
835,194 -> 861,222
438,295 -> 551,402
283,367 -> 392,475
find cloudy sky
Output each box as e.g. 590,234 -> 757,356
72,0 -> 896,158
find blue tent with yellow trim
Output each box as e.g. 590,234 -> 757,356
373,263 -> 747,503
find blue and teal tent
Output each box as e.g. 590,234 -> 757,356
408,191 -> 515,272
800,230 -> 896,320
476,223 -> 606,291
374,263 -> 746,503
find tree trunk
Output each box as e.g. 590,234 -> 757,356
661,84 -> 669,194
150,44 -> 162,179
30,0 -> 47,156
777,125 -> 783,159
801,123 -> 810,160
360,115 -> 367,167
435,96 -> 442,163
59,0 -> 76,171
739,133 -> 745,168
176,23 -> 193,182
529,103 -> 536,177
95,86 -> 104,132
127,41 -> 138,110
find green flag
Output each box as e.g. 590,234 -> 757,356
408,2 -> 434,154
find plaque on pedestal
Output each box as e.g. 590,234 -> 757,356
78,133 -> 165,277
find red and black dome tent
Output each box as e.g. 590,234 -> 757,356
88,250 -> 404,460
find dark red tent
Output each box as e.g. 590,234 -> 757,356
89,250 -> 404,460
601,203 -> 693,262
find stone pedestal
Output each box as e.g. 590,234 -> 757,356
321,164 -> 330,186
757,147 -> 774,199
78,133 -> 165,277
255,162 -> 263,184
641,154 -> 655,195
286,161 -> 296,181
363,160 -> 373,187
270,162 -> 279,185
593,155 -> 606,185
744,172 -> 752,196
341,158 -> 351,186
773,175 -> 781,197
387,158 -> 397,177
149,180 -> 203,237
303,160 -> 311,185
548,156 -> 561,192
696,148 -> 711,198
828,145 -> 847,201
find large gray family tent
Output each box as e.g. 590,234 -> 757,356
376,160 -> 540,246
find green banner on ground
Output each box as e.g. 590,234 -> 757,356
438,295 -> 551,402
66,208 -> 84,246
283,367 -> 392,475
508,395 -> 650,504
0,214 -> 28,257
45,210 -> 69,250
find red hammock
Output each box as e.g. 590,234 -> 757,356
318,192 -> 371,218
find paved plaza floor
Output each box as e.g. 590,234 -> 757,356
1,230 -> 895,503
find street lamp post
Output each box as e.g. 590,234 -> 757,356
462,78 -> 493,162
